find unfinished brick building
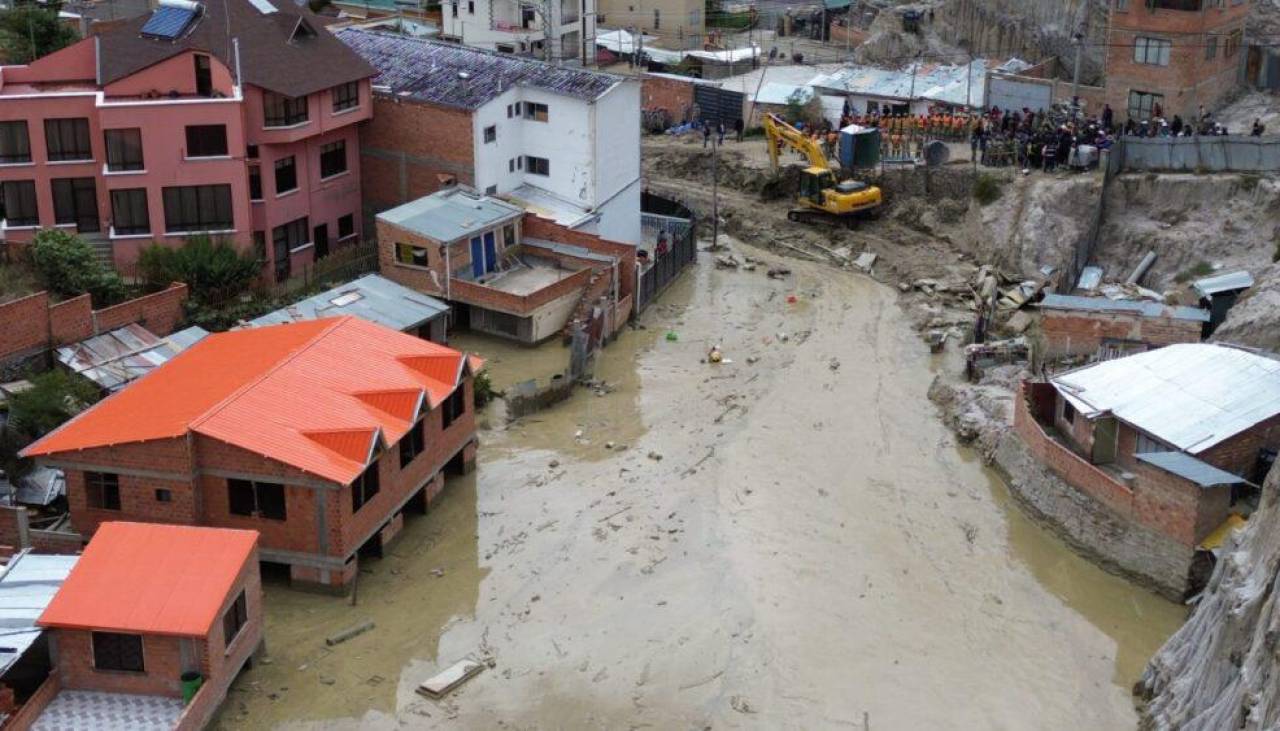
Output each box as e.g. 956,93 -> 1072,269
1105,0 -> 1250,121
30,522 -> 262,730
21,316 -> 482,592
1035,293 -> 1208,361
1017,344 -> 1280,585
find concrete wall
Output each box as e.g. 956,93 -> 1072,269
1115,135 -> 1280,172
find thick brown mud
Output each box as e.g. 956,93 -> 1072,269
214,248 -> 1181,730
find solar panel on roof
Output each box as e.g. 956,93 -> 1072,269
140,5 -> 198,39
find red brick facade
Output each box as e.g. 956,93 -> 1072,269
1018,381 -> 1233,547
1105,0 -> 1249,120
1039,307 -> 1202,360
0,283 -> 188,366
641,74 -> 697,124
43,379 -> 477,590
359,96 -> 476,215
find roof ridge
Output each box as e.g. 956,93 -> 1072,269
189,317 -> 352,433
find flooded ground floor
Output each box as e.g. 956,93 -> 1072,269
214,248 -> 1183,730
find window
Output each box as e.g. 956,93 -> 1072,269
1133,37 -> 1171,66
110,189 -> 150,235
1205,34 -> 1218,60
273,216 -> 308,252
524,155 -> 549,176
442,386 -> 467,429
162,184 -> 233,232
395,242 -> 429,267
92,632 -> 144,673
654,8 -> 660,28
247,144 -> 259,159
503,224 -> 515,247
1060,399 -> 1076,426
44,118 -> 92,161
104,128 -> 143,171
351,462 -> 380,513
185,124 -> 228,158
263,92 -> 308,127
155,489 -> 172,502
194,53 -> 212,97
398,419 -> 425,468
85,471 -> 121,510
484,184 -> 497,195
1136,433 -> 1172,455
51,178 -> 97,229
338,213 -> 354,239
227,478 -> 286,520
483,125 -> 497,143
517,156 -> 523,170
274,156 -> 297,194
1127,90 -> 1164,122
222,590 -> 248,648
0,180 -> 37,226
332,81 -> 359,112
249,166 -> 263,200
253,231 -> 266,262
522,102 -> 549,122
1114,0 -> 1128,8
0,121 -> 31,163
509,158 -> 515,173
319,140 -> 346,179
1226,30 -> 1242,59
467,0 -> 474,12
507,104 -> 514,118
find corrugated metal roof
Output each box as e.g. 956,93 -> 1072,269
38,523 -> 256,638
1136,451 -> 1248,488
23,317 -> 484,485
809,60 -> 989,108
0,553 -> 78,676
754,81 -> 813,106
378,188 -> 524,243
1038,293 -> 1210,322
1051,343 -> 1280,454
501,184 -> 594,229
338,28 -> 623,109
248,274 -> 448,332
14,466 -> 64,507
55,324 -> 209,392
1194,270 -> 1255,298
524,238 -> 617,264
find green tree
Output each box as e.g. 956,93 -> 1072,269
5,370 -> 98,438
0,3 -> 78,64
27,228 -> 125,305
138,235 -> 262,303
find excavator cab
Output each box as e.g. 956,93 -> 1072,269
800,167 -> 837,204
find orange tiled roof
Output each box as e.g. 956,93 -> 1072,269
38,522 -> 258,637
22,317 -> 482,484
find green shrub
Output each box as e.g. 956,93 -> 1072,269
27,229 -> 125,306
1174,260 -> 1215,284
5,370 -> 99,438
138,235 -> 262,303
972,174 -> 1003,206
473,369 -> 501,408
1240,174 -> 1260,193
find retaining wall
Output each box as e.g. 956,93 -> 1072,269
1115,136 -> 1280,173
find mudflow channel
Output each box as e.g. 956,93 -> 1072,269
214,248 -> 1182,730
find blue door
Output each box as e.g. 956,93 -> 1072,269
484,232 -> 497,273
470,236 -> 484,278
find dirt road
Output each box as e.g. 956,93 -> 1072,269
216,247 -> 1181,730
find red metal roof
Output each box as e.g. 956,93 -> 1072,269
37,522 -> 258,638
22,317 -> 483,484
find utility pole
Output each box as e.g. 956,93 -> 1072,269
711,131 -> 720,250
1071,31 -> 1083,121
965,49 -> 972,112
907,51 -> 921,112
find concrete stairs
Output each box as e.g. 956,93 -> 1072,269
81,233 -> 116,272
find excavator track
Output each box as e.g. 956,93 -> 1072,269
786,209 -> 859,229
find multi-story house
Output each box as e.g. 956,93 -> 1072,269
597,0 -> 704,50
338,29 -> 643,246
0,0 -> 376,281
438,0 -> 594,62
1105,0 -> 1249,121
20,316 -> 483,593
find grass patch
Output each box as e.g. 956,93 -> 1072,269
1174,260 -> 1215,284
0,260 -> 40,304
972,173 -> 1003,206
1240,174 -> 1261,193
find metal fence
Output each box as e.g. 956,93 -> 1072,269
1113,135 -> 1280,173
637,191 -> 698,312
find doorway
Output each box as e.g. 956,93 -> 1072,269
313,223 -> 329,259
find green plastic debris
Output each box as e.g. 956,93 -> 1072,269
666,331 -> 678,342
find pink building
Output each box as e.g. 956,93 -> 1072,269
0,0 -> 375,281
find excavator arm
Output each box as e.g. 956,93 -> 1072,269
763,113 -> 831,172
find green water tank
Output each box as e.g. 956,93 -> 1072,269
181,671 -> 203,704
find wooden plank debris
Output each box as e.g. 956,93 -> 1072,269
416,658 -> 485,699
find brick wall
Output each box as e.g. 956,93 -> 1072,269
522,214 -> 638,302
360,96 -> 475,215
1040,309 -> 1201,360
55,631 -> 184,696
641,74 -> 696,124
1015,381 -> 1211,546
0,284 -> 188,366
5,669 -> 60,731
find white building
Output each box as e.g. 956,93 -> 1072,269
339,29 -> 642,245
439,0 -> 595,63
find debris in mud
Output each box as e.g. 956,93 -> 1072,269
647,451 -> 663,461
829,358 -> 841,372
854,252 -> 877,273
548,459 -> 560,469
716,255 -> 740,269
766,267 -> 791,279
326,620 -> 375,646
431,568 -> 446,578
416,658 -> 485,699
730,695 -> 758,714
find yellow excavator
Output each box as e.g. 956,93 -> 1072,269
762,113 -> 882,227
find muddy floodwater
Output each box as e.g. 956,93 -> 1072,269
214,249 -> 1183,730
